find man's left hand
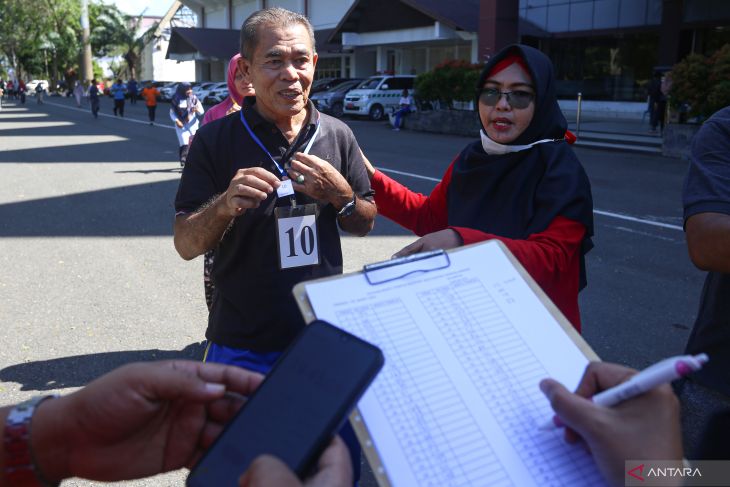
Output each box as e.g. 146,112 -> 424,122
289,152 -> 353,207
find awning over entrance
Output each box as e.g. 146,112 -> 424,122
329,0 -> 479,44
167,27 -> 344,61
167,27 -> 239,62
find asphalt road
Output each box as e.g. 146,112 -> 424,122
0,95 -> 705,486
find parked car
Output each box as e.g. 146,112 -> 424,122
201,82 -> 228,105
310,79 -> 363,117
207,84 -> 229,105
310,77 -> 352,94
194,82 -> 220,103
159,82 -> 184,101
26,79 -> 49,95
343,75 -> 416,121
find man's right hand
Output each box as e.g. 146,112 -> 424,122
176,119 -> 184,128
540,362 -> 683,487
220,167 -> 281,217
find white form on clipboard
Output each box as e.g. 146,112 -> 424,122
295,240 -> 606,487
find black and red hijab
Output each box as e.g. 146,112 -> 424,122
447,44 -> 594,288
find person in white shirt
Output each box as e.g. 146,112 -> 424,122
169,82 -> 205,167
393,88 -> 414,131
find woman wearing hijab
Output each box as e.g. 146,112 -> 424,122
199,54 -> 255,312
364,44 -> 593,330
201,54 -> 255,126
169,82 -> 204,167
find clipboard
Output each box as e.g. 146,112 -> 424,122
293,240 -> 600,487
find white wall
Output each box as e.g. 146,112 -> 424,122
140,36 -> 196,82
309,0 -> 353,28
274,0 -> 303,14
233,0 -> 260,28
353,49 -> 376,78
205,7 -> 227,27
342,24 -> 462,47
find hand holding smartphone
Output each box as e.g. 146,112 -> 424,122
187,320 -> 384,486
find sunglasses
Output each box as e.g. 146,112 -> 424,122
479,88 -> 535,109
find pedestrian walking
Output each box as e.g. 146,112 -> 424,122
6,80 -> 15,100
111,79 -> 126,116
169,82 -> 203,166
127,77 -> 138,105
141,82 -> 160,125
18,79 -> 26,104
88,78 -> 100,118
648,71 -> 667,134
73,81 -> 85,107
35,82 -> 44,104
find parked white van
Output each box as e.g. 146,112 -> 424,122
343,75 -> 416,120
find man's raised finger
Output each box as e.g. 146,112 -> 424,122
235,167 -> 282,187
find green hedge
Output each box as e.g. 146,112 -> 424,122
415,60 -> 482,109
670,44 -> 730,119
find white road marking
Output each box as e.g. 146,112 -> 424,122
378,167 -> 684,232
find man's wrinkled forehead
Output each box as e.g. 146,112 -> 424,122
254,22 -> 314,57
263,45 -> 312,59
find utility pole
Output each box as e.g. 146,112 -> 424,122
81,0 -> 93,82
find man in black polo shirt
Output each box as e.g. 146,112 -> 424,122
174,8 -> 375,361
173,7 -> 375,478
677,106 -> 730,457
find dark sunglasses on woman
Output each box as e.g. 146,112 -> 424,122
479,88 -> 535,109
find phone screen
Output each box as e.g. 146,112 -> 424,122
186,320 -> 384,486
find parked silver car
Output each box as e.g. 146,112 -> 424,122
310,79 -> 363,117
194,82 -> 221,103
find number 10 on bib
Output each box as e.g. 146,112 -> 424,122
275,204 -> 320,269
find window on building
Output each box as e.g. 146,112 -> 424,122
315,57 -> 342,79
544,33 -> 659,101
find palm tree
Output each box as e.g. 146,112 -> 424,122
90,5 -> 158,79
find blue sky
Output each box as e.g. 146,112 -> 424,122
107,0 -> 172,17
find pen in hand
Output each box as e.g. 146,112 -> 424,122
540,353 -> 709,431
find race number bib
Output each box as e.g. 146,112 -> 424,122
274,204 -> 320,269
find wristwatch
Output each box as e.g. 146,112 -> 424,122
4,395 -> 59,487
337,194 -> 357,218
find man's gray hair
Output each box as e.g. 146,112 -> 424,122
239,7 -> 316,60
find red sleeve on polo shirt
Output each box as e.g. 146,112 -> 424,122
371,159 -> 455,236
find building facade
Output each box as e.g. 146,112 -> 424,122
138,12 -> 197,83
518,0 -> 730,100
168,0 -> 730,100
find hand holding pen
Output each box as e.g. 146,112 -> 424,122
542,353 -> 708,430
539,359 -> 695,487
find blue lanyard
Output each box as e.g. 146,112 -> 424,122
240,110 -> 320,179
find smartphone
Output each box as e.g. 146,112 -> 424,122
186,320 -> 384,486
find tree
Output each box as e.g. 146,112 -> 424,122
670,44 -> 730,119
89,4 -> 158,79
415,60 -> 482,109
0,0 -> 151,88
0,0 -> 49,80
